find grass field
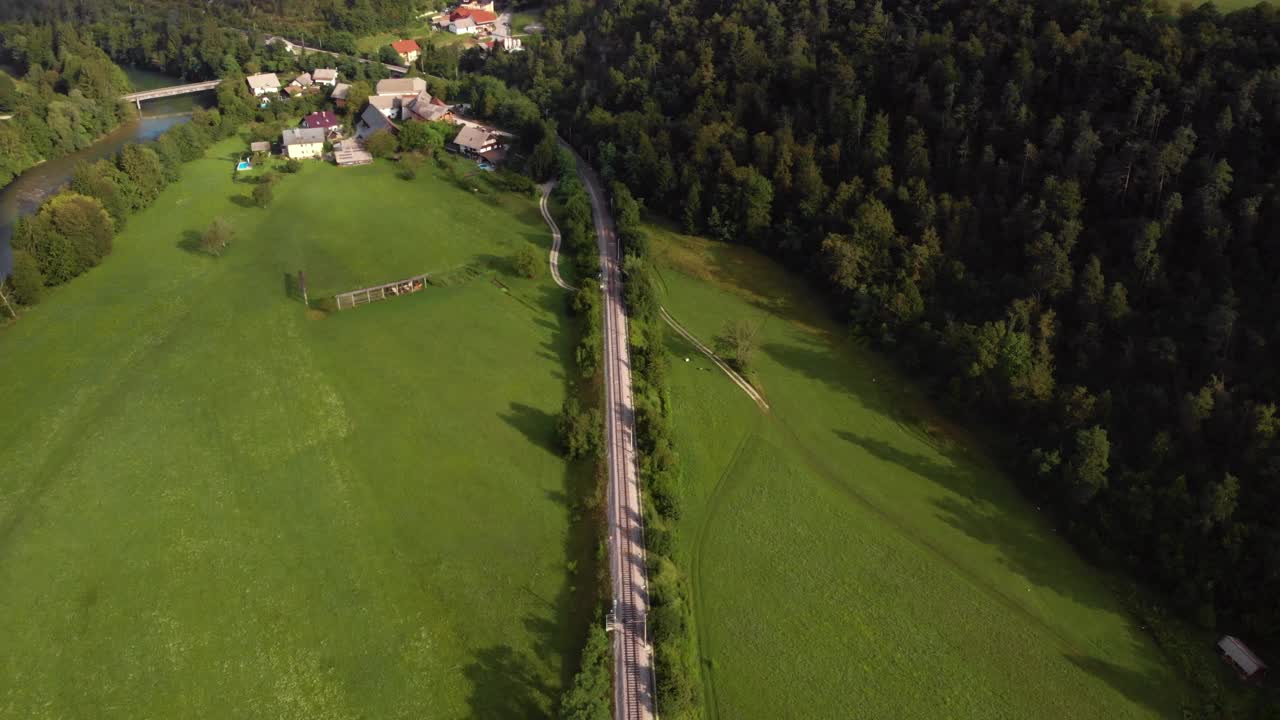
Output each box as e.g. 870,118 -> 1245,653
646,224 -> 1191,719
357,24 -> 475,54
0,137 -> 594,718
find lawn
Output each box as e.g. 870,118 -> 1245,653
0,137 -> 594,718
357,24 -> 476,54
646,224 -> 1191,719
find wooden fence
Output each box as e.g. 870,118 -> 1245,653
334,273 -> 429,310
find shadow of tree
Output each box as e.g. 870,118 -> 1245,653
1064,654 -> 1178,716
463,645 -> 555,719
501,402 -> 560,457
177,229 -> 203,254
836,430 -> 1114,616
230,194 -> 255,208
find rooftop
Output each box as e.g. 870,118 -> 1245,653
246,73 -> 281,90
391,38 -> 421,54
303,110 -> 341,129
376,77 -> 427,96
313,68 -> 338,82
281,127 -> 327,146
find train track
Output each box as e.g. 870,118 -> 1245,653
575,147 -> 657,720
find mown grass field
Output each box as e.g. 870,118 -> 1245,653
0,137 -> 593,718
646,224 -> 1190,719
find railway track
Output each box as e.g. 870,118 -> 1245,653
576,147 -> 657,720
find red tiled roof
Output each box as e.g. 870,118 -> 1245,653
451,7 -> 497,23
391,39 -> 421,54
303,110 -> 340,128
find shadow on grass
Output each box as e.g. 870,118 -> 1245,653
1065,654 -> 1177,716
177,229 -> 203,254
501,402 -> 560,457
463,644 -> 555,719
835,429 -> 1115,617
283,272 -> 303,303
230,194 -> 256,208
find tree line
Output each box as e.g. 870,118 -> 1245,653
474,0 -> 1280,700
7,106 -> 233,304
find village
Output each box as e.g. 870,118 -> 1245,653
239,1 -> 515,170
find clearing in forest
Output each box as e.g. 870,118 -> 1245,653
0,137 -> 594,718
648,224 -> 1189,720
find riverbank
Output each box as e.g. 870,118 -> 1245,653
0,66 -> 208,277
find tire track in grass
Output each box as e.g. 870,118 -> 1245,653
689,424 -> 759,720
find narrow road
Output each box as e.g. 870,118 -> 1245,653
573,150 -> 657,720
538,182 -> 573,291
659,307 -> 769,410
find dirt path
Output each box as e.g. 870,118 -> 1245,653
660,307 -> 769,411
538,182 -> 573,291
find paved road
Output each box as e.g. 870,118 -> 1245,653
572,150 -> 657,720
262,35 -> 409,75
538,182 -> 573,291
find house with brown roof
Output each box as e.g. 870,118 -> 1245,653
246,73 -> 281,97
402,91 -> 454,123
313,68 -> 338,86
450,125 -> 500,157
391,39 -> 421,63
447,7 -> 498,34
376,77 -> 428,97
330,82 -> 352,107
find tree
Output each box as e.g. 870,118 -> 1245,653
0,72 -> 17,112
7,250 -> 45,305
513,243 -> 542,278
366,129 -> 397,158
11,192 -> 113,284
1067,426 -> 1110,504
200,218 -> 234,256
251,182 -> 274,208
559,624 -> 612,720
557,397 -> 601,459
715,319 -> 759,373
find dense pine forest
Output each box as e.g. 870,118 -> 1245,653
476,0 -> 1280,652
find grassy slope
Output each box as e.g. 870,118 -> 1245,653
0,139 -> 590,718
647,224 -> 1189,720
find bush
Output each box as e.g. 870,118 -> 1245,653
557,397 -> 602,459
282,158 -> 303,173
513,242 -> 542,278
251,182 -> 274,207
398,152 -> 424,180
366,129 -> 397,158
7,250 -> 44,305
200,217 -> 234,256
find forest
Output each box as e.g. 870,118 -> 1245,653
470,0 -> 1280,656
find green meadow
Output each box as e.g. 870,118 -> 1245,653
0,137 -> 593,718
647,225 -> 1190,719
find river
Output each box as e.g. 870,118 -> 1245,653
0,66 -> 214,278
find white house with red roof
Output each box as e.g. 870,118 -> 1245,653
390,39 -> 421,63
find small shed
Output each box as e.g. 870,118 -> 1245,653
250,141 -> 271,154
1218,636 -> 1267,679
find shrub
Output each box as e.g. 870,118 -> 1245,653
200,218 -> 234,256
558,397 -> 601,459
7,250 -> 44,305
513,242 -> 542,278
282,158 -> 303,173
251,182 -> 273,207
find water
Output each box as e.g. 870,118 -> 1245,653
0,67 -> 213,278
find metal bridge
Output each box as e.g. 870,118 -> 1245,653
120,80 -> 222,107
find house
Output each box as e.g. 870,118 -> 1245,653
250,141 -> 272,154
331,82 -> 351,107
391,39 -> 421,63
479,147 -> 507,166
448,17 -> 477,34
376,77 -> 428,97
368,95 -> 399,119
1219,636 -> 1267,679
246,73 -> 281,97
402,91 -> 454,123
334,138 -> 374,167
448,6 -> 498,33
303,110 -> 341,130
357,104 -> 398,140
291,72 -> 313,88
450,125 -> 500,156
281,127 -> 327,159
313,68 -> 338,86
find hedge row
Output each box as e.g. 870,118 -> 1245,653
610,181 -> 705,718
